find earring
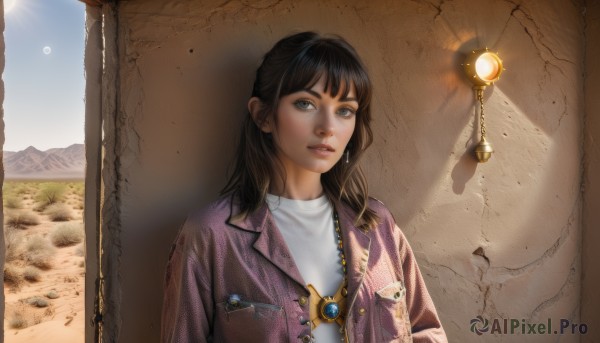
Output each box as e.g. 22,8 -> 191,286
345,149 -> 350,164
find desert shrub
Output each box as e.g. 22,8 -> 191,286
4,182 -> 32,195
44,306 -> 55,317
2,183 -> 12,192
23,267 -> 41,282
25,236 -> 55,270
4,227 -> 23,262
15,184 -> 32,195
70,182 -> 84,197
2,183 -> 15,197
4,264 -> 22,288
51,223 -> 84,247
45,290 -> 60,299
34,183 -> 67,209
5,210 -> 40,229
8,311 -> 28,329
64,275 -> 79,283
4,195 -> 23,209
44,203 -> 73,221
33,203 -> 46,212
26,235 -> 51,252
75,244 -> 85,257
27,296 -> 49,308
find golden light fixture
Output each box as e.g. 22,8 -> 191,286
463,48 -> 504,162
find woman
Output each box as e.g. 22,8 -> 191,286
161,31 -> 447,343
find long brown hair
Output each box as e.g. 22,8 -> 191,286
221,31 -> 378,230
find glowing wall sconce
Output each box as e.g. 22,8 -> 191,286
463,48 -> 504,162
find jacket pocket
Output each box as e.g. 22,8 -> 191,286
213,299 -> 286,343
375,281 -> 412,342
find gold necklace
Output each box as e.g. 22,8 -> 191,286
307,210 -> 348,330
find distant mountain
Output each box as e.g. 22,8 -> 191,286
3,144 -> 85,179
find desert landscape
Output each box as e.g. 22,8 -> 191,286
3,179 -> 85,342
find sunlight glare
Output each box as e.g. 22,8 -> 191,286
4,0 -> 17,13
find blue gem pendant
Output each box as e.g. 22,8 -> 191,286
307,279 -> 348,328
319,296 -> 340,322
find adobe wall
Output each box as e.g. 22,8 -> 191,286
98,0 -> 586,341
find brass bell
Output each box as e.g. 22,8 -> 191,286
474,137 -> 493,162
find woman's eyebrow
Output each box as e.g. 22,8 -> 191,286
301,89 -> 358,102
302,89 -> 322,98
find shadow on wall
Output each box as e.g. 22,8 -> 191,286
115,33 -> 266,341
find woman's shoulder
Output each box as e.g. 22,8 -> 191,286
183,193 -> 235,234
366,196 -> 396,225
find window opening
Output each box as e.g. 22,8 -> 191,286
2,1 -> 87,341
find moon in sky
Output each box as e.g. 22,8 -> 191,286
43,46 -> 52,55
4,0 -> 17,13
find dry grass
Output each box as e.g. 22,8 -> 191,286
25,236 -> 56,270
4,226 -> 24,262
8,310 -> 28,329
51,223 -> 84,247
8,183 -> 33,195
64,275 -> 79,283
3,180 -> 85,332
75,243 -> 85,257
34,182 -> 67,210
4,264 -> 23,289
18,186 -> 33,195
44,203 -> 73,221
4,195 -> 23,209
23,267 -> 42,282
70,182 -> 85,197
5,210 -> 41,229
27,296 -> 49,308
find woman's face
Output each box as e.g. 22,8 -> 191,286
268,76 -> 357,176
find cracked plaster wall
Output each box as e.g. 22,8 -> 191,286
100,0 -> 587,341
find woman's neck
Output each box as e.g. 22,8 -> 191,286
270,173 -> 323,200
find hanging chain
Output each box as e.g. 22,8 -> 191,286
477,88 -> 486,138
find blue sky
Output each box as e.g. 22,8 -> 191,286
3,0 -> 85,152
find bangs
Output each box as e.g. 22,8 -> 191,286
278,41 -> 370,105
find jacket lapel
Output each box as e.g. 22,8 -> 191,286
335,201 -> 371,300
227,199 -> 307,289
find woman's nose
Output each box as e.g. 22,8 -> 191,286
315,108 -> 335,137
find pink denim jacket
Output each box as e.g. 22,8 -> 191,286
161,194 -> 447,342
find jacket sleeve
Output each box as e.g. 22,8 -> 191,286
396,225 -> 448,343
161,220 -> 214,343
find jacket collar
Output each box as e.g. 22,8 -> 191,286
226,194 -> 372,294
226,194 -> 268,233
227,195 -> 306,287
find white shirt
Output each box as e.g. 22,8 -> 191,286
266,194 -> 344,342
